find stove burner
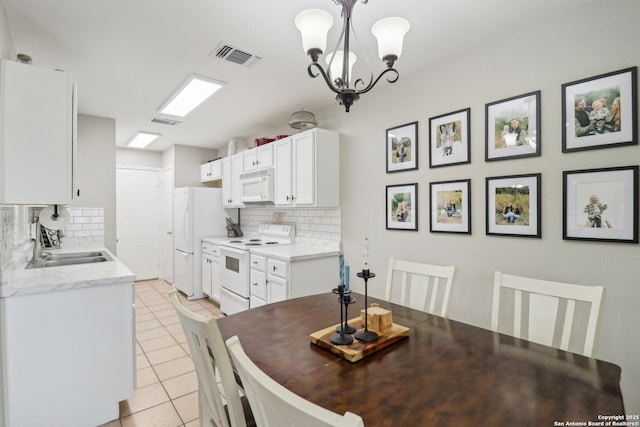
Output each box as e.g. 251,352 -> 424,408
229,240 -> 242,243
245,243 -> 262,246
265,241 -> 279,245
249,239 -> 261,242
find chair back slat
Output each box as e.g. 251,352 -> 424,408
385,257 -> 456,318
169,289 -> 249,427
226,336 -> 365,427
492,272 -> 604,357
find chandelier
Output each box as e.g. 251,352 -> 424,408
295,0 -> 410,112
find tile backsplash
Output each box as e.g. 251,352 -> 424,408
66,208 -> 105,239
241,206 -> 341,241
0,206 -> 16,269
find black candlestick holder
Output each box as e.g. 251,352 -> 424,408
330,286 -> 355,345
336,290 -> 356,335
354,269 -> 379,342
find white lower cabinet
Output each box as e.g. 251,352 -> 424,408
250,252 -> 338,308
0,282 -> 135,427
202,241 -> 222,302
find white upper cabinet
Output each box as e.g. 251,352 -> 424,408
221,153 -> 245,208
243,143 -> 274,172
273,129 -> 339,207
0,60 -> 77,204
200,159 -> 222,182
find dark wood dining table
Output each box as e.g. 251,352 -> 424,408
216,292 -> 625,426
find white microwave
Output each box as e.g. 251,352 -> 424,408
239,168 -> 275,203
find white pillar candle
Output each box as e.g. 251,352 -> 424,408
363,237 -> 369,271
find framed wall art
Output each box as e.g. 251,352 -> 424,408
386,121 -> 418,173
386,183 -> 418,231
563,166 -> 638,243
429,108 -> 470,168
562,67 -> 637,152
485,91 -> 540,161
486,173 -> 541,238
429,179 -> 471,234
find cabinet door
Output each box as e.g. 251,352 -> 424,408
273,138 -> 293,205
200,163 -> 212,182
231,154 -> 245,207
292,131 -> 316,206
256,144 -> 274,169
202,254 -> 213,296
243,149 -> 258,172
221,157 -> 233,207
268,275 -> 287,304
211,256 -> 221,302
0,60 -> 76,204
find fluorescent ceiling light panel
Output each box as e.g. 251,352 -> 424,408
127,131 -> 161,149
159,75 -> 225,117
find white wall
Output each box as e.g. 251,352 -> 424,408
72,114 -> 117,252
324,0 -> 640,414
116,147 -> 163,169
173,144 -> 217,188
0,1 -> 15,60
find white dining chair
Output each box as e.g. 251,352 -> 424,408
491,272 -> 604,357
225,335 -> 365,427
169,289 -> 255,427
384,257 -> 456,317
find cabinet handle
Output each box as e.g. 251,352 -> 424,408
291,195 -> 295,200
252,261 -> 258,264
272,265 -> 277,272
76,189 -> 80,197
286,195 -> 290,201
252,282 -> 258,286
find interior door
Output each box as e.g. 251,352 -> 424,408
116,167 -> 160,280
161,168 -> 174,283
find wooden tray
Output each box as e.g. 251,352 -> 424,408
310,317 -> 409,363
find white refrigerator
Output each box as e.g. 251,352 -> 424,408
174,187 -> 229,300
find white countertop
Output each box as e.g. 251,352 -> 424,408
0,242 -> 135,298
202,235 -> 340,261
248,238 -> 340,261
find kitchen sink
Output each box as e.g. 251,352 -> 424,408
26,251 -> 113,269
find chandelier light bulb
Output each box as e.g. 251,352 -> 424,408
294,9 -> 334,58
325,50 -> 357,86
371,17 -> 410,66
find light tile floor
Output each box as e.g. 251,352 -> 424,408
98,279 -> 226,427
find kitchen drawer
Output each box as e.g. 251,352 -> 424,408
250,254 -> 266,271
268,259 -> 288,279
209,244 -> 220,258
202,242 -> 212,253
250,269 -> 267,300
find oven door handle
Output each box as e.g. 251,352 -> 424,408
220,246 -> 248,257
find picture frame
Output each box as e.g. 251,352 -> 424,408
485,91 -> 540,161
386,121 -> 418,173
428,108 -> 471,168
562,67 -> 637,152
486,173 -> 541,238
386,183 -> 418,231
563,166 -> 638,243
429,179 -> 471,234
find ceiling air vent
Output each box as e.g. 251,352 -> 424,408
211,42 -> 262,67
149,117 -> 182,126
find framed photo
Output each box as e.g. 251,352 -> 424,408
386,122 -> 418,173
386,183 -> 418,231
486,173 -> 541,238
563,166 -> 638,243
429,179 -> 471,234
485,91 -> 540,161
429,108 -> 470,168
562,67 -> 637,152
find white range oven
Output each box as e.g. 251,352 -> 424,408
219,224 -> 294,315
